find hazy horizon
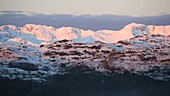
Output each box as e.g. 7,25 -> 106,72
0,11 -> 170,31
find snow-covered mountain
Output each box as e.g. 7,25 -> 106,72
0,23 -> 170,81
1,23 -> 170,45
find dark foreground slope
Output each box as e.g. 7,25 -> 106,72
0,67 -> 170,96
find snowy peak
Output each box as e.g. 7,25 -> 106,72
124,23 -> 150,36
123,23 -> 146,30
0,25 -> 20,32
56,27 -> 82,40
22,24 -> 57,41
0,23 -> 170,45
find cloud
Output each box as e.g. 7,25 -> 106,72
0,11 -> 170,31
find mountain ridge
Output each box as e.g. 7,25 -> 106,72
1,23 -> 170,45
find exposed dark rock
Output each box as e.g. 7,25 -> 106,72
70,51 -> 83,56
161,59 -> 170,62
71,57 -> 80,60
58,39 -> 70,43
55,44 -> 61,47
101,50 -> 110,54
64,44 -> 73,49
117,40 -> 130,45
8,62 -> 38,71
44,51 -> 69,56
40,45 -> 44,48
89,45 -> 102,50
48,46 -> 56,50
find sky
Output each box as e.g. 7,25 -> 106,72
0,0 -> 170,16
0,0 -> 170,30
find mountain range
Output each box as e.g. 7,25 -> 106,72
1,23 -> 170,44
0,23 -> 170,81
